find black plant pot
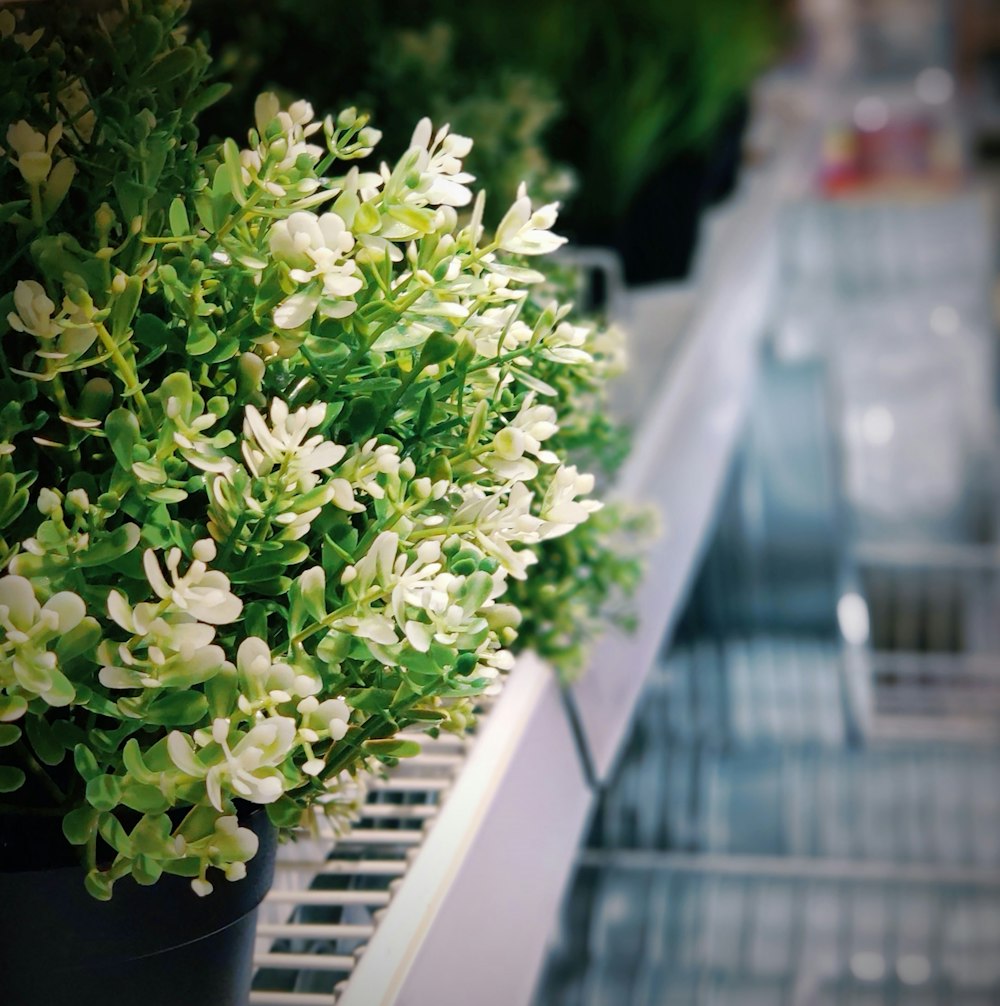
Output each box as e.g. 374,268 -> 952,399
612,149 -> 711,286
0,808 -> 277,1006
702,95 -> 751,207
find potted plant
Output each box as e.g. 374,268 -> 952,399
0,2 -> 624,1002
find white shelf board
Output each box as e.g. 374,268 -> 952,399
338,652 -> 591,1006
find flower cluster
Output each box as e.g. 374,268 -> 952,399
0,2 -> 628,899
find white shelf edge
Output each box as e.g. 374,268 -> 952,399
569,106 -> 822,782
339,652 -> 591,1006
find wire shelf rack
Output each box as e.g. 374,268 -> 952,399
249,720 -> 483,1004
539,856 -> 1000,1006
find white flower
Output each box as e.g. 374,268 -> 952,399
270,211 -> 353,270
0,575 -> 85,709
270,212 -> 362,328
538,465 -> 603,539
481,395 -> 560,481
243,399 -> 346,493
406,118 -> 476,207
272,292 -> 320,330
337,438 -> 401,501
400,564 -> 497,652
251,92 -> 323,173
98,611 -> 225,691
169,716 -> 297,812
378,119 -> 475,240
464,306 -> 532,358
7,281 -> 98,360
142,543 -> 243,624
236,636 -> 321,704
451,483 -> 542,580
542,320 -> 594,365
296,695 -> 352,775
8,280 -> 58,339
5,120 -> 61,185
495,183 -> 567,256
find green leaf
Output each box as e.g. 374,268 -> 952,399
63,805 -> 99,845
86,774 -> 123,812
346,397 -> 379,438
99,813 -> 133,856
120,783 -> 170,814
144,691 -> 208,726
371,325 -> 430,352
140,45 -> 198,87
0,694 -> 29,723
85,869 -> 113,901
406,708 -> 448,723
243,602 -> 270,641
251,576 -> 292,597
161,857 -> 200,877
105,409 -> 142,472
364,738 -> 422,759
25,715 -> 64,766
0,766 -> 25,793
108,275 -> 144,342
349,688 -> 396,714
133,312 -> 170,348
131,854 -> 163,886
227,561 -> 288,584
0,724 -> 20,747
418,331 -> 458,368
73,743 -> 100,781
146,487 -> 188,504
77,524 -> 141,567
316,629 -> 350,665
130,813 -> 172,855
205,665 -> 238,720
186,81 -> 232,115
185,321 -> 217,356
193,193 -> 215,232
222,138 -> 246,201
131,14 -> 164,64
167,197 -> 190,238
122,738 -> 157,784
56,617 -> 101,663
0,200 -> 28,225
265,541 -> 311,566
266,796 -> 304,829
112,174 -> 156,223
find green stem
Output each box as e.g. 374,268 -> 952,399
284,586 -> 383,651
215,188 -> 264,242
372,364 -> 422,431
14,740 -> 67,806
320,713 -> 390,779
94,322 -> 154,429
85,824 -> 98,873
28,181 -> 43,228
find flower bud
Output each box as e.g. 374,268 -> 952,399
37,488 -> 61,515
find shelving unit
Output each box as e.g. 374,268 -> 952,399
249,81 -> 819,1006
